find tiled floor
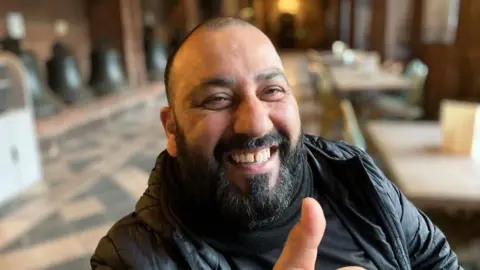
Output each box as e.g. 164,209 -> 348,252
0,53 -> 478,269
0,96 -> 169,269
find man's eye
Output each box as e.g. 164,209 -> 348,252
262,87 -> 285,101
202,96 -> 232,110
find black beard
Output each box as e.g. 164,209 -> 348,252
174,126 -> 305,229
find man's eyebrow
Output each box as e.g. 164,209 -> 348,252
188,76 -> 236,99
254,68 -> 287,82
199,76 -> 236,88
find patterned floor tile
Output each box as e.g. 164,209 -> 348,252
0,196 -> 35,219
74,176 -> 137,222
122,151 -> 159,173
1,213 -> 71,254
59,198 -> 106,222
44,256 -> 91,270
68,154 -> 102,173
0,236 -> 87,269
75,225 -> 111,254
121,131 -> 139,141
82,177 -> 120,197
2,203 -> 110,256
68,213 -> 109,234
63,137 -> 101,153
113,168 -> 151,200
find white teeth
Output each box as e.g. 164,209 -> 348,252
255,152 -> 264,162
231,148 -> 272,164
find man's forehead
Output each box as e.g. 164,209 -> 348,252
174,26 -> 284,85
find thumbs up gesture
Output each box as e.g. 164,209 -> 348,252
273,198 -> 366,270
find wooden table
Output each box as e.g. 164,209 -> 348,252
310,50 -> 379,68
330,66 -> 412,92
367,120 -> 480,210
306,50 -> 344,68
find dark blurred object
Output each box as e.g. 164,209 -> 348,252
47,42 -> 93,105
278,13 -> 296,49
199,0 -> 222,21
144,26 -> 167,81
21,51 -> 61,118
1,33 -> 61,118
2,29 -> 62,118
1,36 -> 22,55
168,28 -> 187,55
89,41 -> 128,96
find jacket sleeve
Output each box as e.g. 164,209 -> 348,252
388,182 -> 460,269
91,235 -> 128,270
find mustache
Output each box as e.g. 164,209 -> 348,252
214,131 -> 289,158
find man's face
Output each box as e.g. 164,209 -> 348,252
161,25 -> 303,226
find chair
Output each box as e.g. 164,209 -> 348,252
340,99 -> 367,150
374,59 -> 429,120
308,61 -> 343,138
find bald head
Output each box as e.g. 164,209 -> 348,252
164,17 -> 278,106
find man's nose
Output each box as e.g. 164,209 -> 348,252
233,98 -> 274,137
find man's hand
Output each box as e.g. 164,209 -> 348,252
273,198 -> 366,270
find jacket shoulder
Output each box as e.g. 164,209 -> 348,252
91,212 -> 181,269
303,134 -> 368,160
303,134 -> 391,191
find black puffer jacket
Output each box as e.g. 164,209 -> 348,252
91,135 -> 460,269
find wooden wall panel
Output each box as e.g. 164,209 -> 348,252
349,0 -> 356,46
418,0 -> 480,119
421,45 -> 459,119
369,0 -> 386,59
319,0 -> 340,49
409,0 -> 423,59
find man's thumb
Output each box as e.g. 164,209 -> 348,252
274,197 -> 326,270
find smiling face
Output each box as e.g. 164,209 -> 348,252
161,22 -> 303,226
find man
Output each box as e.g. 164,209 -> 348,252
91,17 -> 460,269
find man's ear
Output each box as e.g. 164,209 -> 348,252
160,106 -> 178,157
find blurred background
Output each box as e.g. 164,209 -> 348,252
0,0 -> 479,269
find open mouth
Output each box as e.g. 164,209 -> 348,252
228,145 -> 279,165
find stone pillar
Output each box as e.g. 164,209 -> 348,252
86,0 -> 147,87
